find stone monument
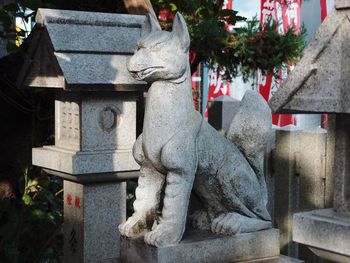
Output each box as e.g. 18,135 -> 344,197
119,13 -> 284,263
17,8 -> 147,262
269,1 -> 350,261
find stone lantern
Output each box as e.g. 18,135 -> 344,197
17,8 -> 146,262
269,1 -> 350,261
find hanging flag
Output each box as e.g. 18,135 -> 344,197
205,66 -> 231,117
258,0 -> 301,127
320,0 -> 327,22
204,0 -> 233,117
223,0 -> 234,31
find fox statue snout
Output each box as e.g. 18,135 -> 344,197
127,12 -> 190,83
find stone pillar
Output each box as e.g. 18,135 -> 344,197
273,129 -> 329,260
207,96 -> 240,134
32,92 -> 139,262
333,114 -> 350,213
63,181 -> 126,263
17,8 -> 146,263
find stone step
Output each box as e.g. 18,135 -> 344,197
245,255 -> 304,262
121,229 -> 280,263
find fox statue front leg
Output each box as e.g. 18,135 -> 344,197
144,129 -> 198,247
119,135 -> 165,237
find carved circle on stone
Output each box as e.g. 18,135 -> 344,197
98,106 -> 120,132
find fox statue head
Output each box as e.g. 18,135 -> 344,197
127,12 -> 190,83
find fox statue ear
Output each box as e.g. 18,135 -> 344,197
141,13 -> 161,37
172,12 -> 190,51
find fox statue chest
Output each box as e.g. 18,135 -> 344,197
142,80 -> 194,171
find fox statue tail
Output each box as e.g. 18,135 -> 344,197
225,90 -> 274,217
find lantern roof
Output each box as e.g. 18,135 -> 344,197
269,2 -> 350,114
17,8 -> 147,91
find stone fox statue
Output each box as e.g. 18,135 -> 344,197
119,12 -> 273,247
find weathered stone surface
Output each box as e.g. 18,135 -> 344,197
273,129 -> 329,257
18,9 -> 148,90
80,97 -> 136,152
46,24 -> 140,54
63,181 -> 126,263
336,0 -> 350,9
121,229 -> 280,263
54,53 -> 143,88
293,209 -> 350,263
119,13 -> 272,247
333,114 -> 350,214
249,255 -> 304,262
32,93 -> 139,175
32,146 -> 139,174
269,8 -> 350,114
207,96 -> 240,133
36,8 -> 145,28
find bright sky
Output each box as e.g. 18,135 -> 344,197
233,0 -> 260,20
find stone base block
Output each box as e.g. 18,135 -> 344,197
63,181 -> 126,263
293,208 -> 350,263
32,146 -> 139,174
121,229 -> 280,263
248,255 -> 303,262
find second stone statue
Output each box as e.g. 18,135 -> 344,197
119,12 -> 273,247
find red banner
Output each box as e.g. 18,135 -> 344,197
223,0 -> 234,31
320,0 -> 327,22
258,0 -> 301,127
205,0 -> 233,117
205,66 -> 231,117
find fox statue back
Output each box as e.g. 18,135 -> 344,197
119,12 -> 273,247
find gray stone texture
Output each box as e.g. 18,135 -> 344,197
54,53 -> 144,88
32,146 -> 138,175
333,114 -> 350,213
119,13 -> 272,247
248,255 -> 304,262
269,2 -> 350,263
207,95 -> 276,220
293,209 -> 350,262
120,229 -> 280,263
272,129 -> 332,259
336,0 -> 350,9
207,96 -> 240,134
36,8 -> 145,28
63,181 -> 126,263
32,93 -> 139,175
23,8 -> 147,263
45,23 -> 140,54
269,7 -> 350,114
325,115 -> 336,208
18,8 -> 148,90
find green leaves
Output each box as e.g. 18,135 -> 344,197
151,0 -> 306,81
0,167 -> 63,263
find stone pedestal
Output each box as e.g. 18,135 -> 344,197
292,115 -> 350,263
63,181 -> 126,263
121,229 -> 280,263
293,209 -> 350,263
